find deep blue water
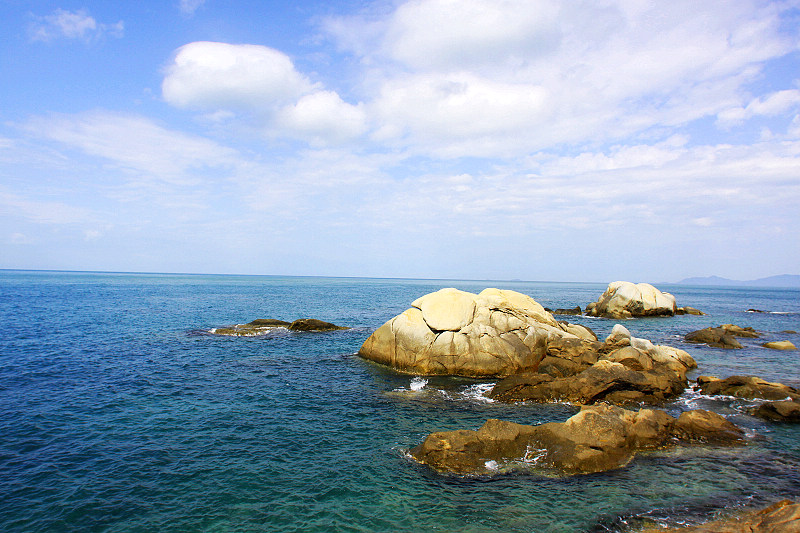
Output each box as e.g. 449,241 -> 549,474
1,271 -> 799,532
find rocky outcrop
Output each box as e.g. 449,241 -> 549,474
488,324 -> 696,406
763,340 -> 797,350
545,306 -> 583,316
752,400 -> 800,422
685,324 -> 759,349
410,404 -> 745,476
211,318 -> 348,336
585,282 -> 677,319
685,328 -> 743,349
358,288 -> 598,377
639,499 -> 800,532
695,375 -> 800,401
676,306 -> 705,315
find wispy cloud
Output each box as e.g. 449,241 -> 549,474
29,9 -> 124,43
179,0 -> 206,17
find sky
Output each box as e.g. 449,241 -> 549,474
1,0 -> 799,282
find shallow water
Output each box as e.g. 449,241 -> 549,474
1,271 -> 798,532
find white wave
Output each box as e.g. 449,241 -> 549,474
460,382 -> 496,403
484,460 -> 500,471
410,376 -> 428,391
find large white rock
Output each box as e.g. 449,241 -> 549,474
586,281 -> 677,319
359,288 -> 592,377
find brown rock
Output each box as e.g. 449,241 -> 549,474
720,324 -> 760,338
639,499 -> 800,532
671,410 -> 746,444
762,340 -> 797,350
288,318 -> 348,331
676,307 -> 706,315
696,375 -> 800,401
753,400 -> 800,422
411,404 -> 746,476
685,327 -> 743,349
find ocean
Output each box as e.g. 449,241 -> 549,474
1,271 -> 799,532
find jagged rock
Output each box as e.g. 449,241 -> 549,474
719,324 -> 759,337
585,282 -> 677,319
211,318 -> 347,336
546,306 -> 583,316
410,404 -> 745,476
287,318 -> 348,332
695,375 -> 800,401
685,327 -> 743,349
676,307 -> 705,315
639,499 -> 800,532
762,341 -> 797,350
488,325 -> 696,406
752,400 -> 800,422
671,410 -> 746,444
359,288 -> 600,377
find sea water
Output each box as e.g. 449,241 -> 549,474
1,271 -> 799,532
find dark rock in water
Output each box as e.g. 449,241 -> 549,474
685,327 -> 743,349
670,410 -> 746,444
288,318 -> 348,331
782,330 -> 798,334
488,361 -> 688,406
638,499 -> 800,532
548,306 -> 583,316
410,403 -> 745,476
676,306 -> 705,315
247,319 -> 291,327
488,324 -> 696,406
762,340 -> 797,350
211,318 -> 347,336
719,324 -> 759,338
753,400 -> 800,422
695,375 -> 800,401
747,308 -> 766,313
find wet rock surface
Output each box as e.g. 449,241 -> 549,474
488,324 -> 696,406
695,375 -> 800,401
752,400 -> 800,422
637,499 -> 800,532
211,318 -> 348,335
410,404 -> 745,476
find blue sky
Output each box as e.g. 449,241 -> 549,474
1,0 -> 799,282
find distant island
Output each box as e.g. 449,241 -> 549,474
676,274 -> 800,288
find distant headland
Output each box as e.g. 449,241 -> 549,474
676,274 -> 800,288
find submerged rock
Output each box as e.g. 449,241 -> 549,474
410,404 -> 745,476
546,306 -> 583,316
685,328 -> 743,349
695,375 -> 800,401
585,281 -> 677,319
488,324 -> 696,406
676,306 -> 706,315
638,499 -> 800,532
358,288 -> 597,377
211,318 -> 347,336
752,400 -> 800,422
762,340 -> 797,350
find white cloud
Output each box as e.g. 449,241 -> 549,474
29,9 -> 124,43
162,42 -> 314,111
179,0 -> 206,16
162,41 -> 368,145
323,0 -> 799,157
22,110 -> 240,184
276,91 -> 367,144
717,89 -> 800,127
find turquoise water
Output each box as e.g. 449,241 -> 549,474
1,271 -> 799,532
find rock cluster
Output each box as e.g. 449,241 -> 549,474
488,324 -> 696,405
359,288 -> 597,377
212,318 -> 348,336
695,375 -> 800,401
410,403 -> 744,476
639,499 -> 800,532
685,324 -> 759,349
585,282 -> 677,318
